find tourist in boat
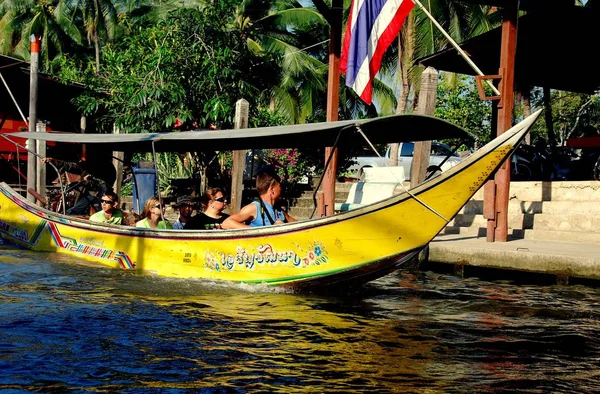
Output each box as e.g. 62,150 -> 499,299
89,191 -> 123,225
222,167 -> 296,228
171,195 -> 195,229
184,187 -> 230,230
135,196 -> 173,229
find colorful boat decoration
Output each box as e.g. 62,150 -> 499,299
0,111 -> 541,289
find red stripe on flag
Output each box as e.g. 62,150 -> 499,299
362,1 -> 414,104
340,1 -> 356,74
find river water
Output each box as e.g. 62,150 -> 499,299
0,244 -> 599,393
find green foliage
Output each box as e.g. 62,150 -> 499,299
434,73 -> 492,149
155,152 -> 195,195
528,89 -> 600,145
56,3 -> 281,134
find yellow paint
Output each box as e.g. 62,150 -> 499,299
0,139 -> 516,287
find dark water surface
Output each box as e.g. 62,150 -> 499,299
0,245 -> 599,393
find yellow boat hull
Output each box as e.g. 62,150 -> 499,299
0,113 -> 539,288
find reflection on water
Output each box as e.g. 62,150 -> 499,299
1,245 -> 599,393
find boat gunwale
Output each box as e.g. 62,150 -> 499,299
0,111 -> 539,240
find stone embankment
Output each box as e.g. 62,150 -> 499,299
443,181 -> 600,244
289,181 -> 600,245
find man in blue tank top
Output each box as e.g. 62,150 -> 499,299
222,167 -> 296,228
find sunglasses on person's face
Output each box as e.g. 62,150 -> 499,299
153,204 -> 164,209
214,197 -> 227,203
101,199 -> 114,205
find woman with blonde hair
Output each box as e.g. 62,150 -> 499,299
135,196 -> 173,229
184,188 -> 229,230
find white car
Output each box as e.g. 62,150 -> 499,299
348,141 -> 464,180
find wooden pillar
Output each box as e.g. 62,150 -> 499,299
112,125 -> 124,196
27,35 -> 40,202
35,121 -> 46,201
543,87 -> 557,155
410,67 -> 438,186
231,99 -> 249,214
488,7 -> 517,242
323,0 -> 342,216
80,116 -> 87,162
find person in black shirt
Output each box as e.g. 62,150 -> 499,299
184,188 -> 229,230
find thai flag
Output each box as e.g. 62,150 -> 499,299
340,0 -> 415,105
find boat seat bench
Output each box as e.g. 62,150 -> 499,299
335,167 -> 406,212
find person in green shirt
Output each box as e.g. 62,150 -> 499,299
89,191 -> 123,225
135,196 -> 173,229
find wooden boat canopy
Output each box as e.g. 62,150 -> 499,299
8,114 -> 472,152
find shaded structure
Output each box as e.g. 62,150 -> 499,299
0,54 -> 85,185
419,4 -> 600,94
419,0 -> 599,242
0,54 -> 83,132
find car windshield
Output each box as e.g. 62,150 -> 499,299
431,143 -> 455,156
398,142 -> 457,157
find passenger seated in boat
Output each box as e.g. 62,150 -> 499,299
171,195 -> 195,229
89,191 -> 123,225
184,187 -> 230,230
222,168 -> 296,228
135,196 -> 173,229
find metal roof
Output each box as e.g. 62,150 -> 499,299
6,114 -> 471,152
0,55 -> 84,132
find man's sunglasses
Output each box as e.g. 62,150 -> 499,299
214,197 -> 227,203
101,199 -> 114,205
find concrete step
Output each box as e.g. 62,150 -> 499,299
533,213 -> 600,233
458,200 -> 600,215
471,181 -> 600,202
448,213 -> 534,230
523,229 -> 600,244
441,225 -> 600,244
288,206 -> 318,220
291,192 -> 350,207
449,211 -> 600,234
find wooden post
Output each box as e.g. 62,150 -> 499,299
35,121 -> 46,201
317,191 -> 325,217
27,35 -> 40,202
112,125 -> 124,196
80,115 -> 88,165
231,99 -> 249,214
489,7 -> 517,242
410,67 -> 438,186
543,87 -> 557,156
323,0 -> 342,216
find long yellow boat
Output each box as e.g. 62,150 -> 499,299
0,111 -> 541,289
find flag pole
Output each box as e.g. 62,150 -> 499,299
322,0 -> 343,217
411,0 -> 501,97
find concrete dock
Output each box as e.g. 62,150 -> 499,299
428,233 -> 600,284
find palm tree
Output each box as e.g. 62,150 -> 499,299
0,0 -> 82,68
387,0 -> 495,164
67,0 -> 119,73
236,0 -> 331,124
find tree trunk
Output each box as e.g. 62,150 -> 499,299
94,35 -> 101,74
543,87 -> 557,155
390,17 -> 414,166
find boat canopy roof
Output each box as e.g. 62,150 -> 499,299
7,114 -> 472,152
